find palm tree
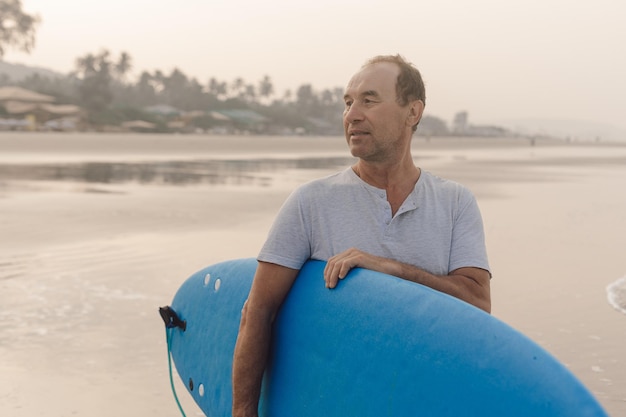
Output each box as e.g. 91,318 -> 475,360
282,89 -> 293,103
244,84 -> 256,103
208,77 -> 228,100
152,70 -> 165,93
231,77 -> 245,99
208,77 -> 220,96
74,49 -> 114,117
115,51 -> 132,82
296,84 -> 317,111
258,75 -> 274,103
320,89 -> 334,106
136,71 -> 156,105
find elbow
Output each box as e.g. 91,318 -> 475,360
238,298 -> 276,331
475,297 -> 491,314
459,283 -> 491,314
472,286 -> 491,314
238,299 -> 250,329
463,272 -> 491,314
448,268 -> 491,314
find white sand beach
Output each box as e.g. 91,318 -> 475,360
0,132 -> 625,416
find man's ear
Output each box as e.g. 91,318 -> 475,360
407,100 -> 425,127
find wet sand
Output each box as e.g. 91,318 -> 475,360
1,132 -> 625,416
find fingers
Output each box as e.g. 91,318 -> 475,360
323,249 -> 362,289
324,261 -> 348,289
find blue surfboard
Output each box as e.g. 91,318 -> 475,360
163,258 -> 608,417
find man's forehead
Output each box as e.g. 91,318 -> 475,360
345,62 -> 399,97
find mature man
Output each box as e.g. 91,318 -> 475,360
232,55 -> 491,417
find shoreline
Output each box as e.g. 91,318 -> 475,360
3,131 -> 621,161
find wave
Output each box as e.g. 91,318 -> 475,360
606,276 -> 626,315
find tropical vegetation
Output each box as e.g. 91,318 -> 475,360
0,1 -> 470,136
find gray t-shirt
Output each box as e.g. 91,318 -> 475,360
258,168 -> 490,276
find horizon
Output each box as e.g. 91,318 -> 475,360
3,0 -> 626,138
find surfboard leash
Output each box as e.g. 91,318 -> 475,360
160,306 -> 188,417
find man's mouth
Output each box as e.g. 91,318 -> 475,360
349,129 -> 369,138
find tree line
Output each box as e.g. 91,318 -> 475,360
2,49 -> 452,135
1,48 -> 353,133
0,2 -> 451,135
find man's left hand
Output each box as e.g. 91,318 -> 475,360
323,248 -> 386,289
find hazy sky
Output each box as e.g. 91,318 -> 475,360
6,0 -> 626,131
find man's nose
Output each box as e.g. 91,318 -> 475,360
344,103 -> 364,122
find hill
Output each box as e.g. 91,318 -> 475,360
0,61 -> 66,81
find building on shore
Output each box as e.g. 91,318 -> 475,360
0,86 -> 82,131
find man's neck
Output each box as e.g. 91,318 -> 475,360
352,158 -> 421,216
352,157 -> 419,188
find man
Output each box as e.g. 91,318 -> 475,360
232,54 -> 491,417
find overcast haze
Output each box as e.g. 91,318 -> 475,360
6,0 -> 626,136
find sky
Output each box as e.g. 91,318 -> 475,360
5,0 -> 626,136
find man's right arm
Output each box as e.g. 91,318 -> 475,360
232,261 -> 299,417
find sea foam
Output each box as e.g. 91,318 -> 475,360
607,276 -> 626,316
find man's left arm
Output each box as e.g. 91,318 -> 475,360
324,249 -> 491,313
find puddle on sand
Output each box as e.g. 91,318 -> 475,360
0,157 -> 356,187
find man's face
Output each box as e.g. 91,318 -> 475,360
343,62 -> 413,162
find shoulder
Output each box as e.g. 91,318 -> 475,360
420,170 -> 474,199
292,168 -> 357,198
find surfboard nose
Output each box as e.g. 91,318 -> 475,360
163,258 -> 259,415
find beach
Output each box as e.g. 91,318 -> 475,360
1,132 -> 625,416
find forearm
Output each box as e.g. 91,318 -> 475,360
232,306 -> 272,417
325,249 -> 490,313
387,259 -> 491,313
232,262 -> 300,416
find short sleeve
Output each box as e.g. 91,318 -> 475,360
257,186 -> 312,269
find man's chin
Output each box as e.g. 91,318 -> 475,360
348,141 -> 360,154
348,144 -> 369,159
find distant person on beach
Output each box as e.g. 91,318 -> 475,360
232,54 -> 491,417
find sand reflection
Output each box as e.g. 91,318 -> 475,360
0,157 -> 356,186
